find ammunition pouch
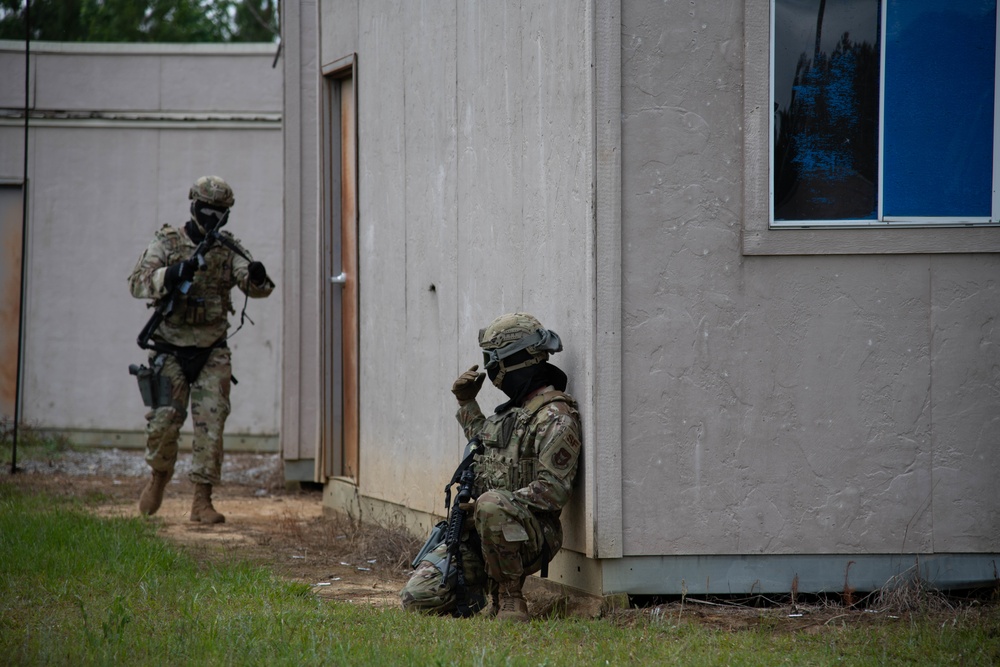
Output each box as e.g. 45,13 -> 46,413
180,295 -> 208,325
128,355 -> 173,408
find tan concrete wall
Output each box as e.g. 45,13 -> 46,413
0,42 -> 283,450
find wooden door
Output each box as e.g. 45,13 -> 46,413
319,58 -> 358,481
1,184 -> 24,427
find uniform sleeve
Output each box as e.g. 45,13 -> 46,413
128,235 -> 170,300
513,404 -> 582,513
456,400 -> 487,442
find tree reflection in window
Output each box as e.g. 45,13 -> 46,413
773,0 -> 880,221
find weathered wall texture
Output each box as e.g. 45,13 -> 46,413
302,0 -> 998,579
0,42 -> 283,449
620,1 -> 999,556
315,0 -> 595,552
281,0 -> 321,464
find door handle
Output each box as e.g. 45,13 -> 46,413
329,272 -> 348,285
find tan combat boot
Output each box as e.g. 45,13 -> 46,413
190,483 -> 225,524
138,470 -> 172,516
496,578 -> 529,622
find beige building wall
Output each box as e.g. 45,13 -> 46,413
603,0 -> 999,594
0,42 -> 283,451
280,0 -> 322,473
619,0 -> 999,558
293,1 -> 999,595
288,1 -> 599,555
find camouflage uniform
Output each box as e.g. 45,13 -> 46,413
401,313 -> 582,618
129,177 -> 273,507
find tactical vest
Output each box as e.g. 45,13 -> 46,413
154,226 -> 242,345
472,390 -> 573,498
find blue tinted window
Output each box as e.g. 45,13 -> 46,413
882,0 -> 996,218
774,0 -> 880,221
772,0 -> 998,224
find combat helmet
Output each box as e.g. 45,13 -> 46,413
478,312 -> 562,386
189,175 -> 235,208
188,176 -> 234,234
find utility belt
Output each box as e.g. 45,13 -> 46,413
128,338 -> 230,408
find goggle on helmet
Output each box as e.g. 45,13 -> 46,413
479,327 -> 563,386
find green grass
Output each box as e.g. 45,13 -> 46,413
1,481 -> 998,666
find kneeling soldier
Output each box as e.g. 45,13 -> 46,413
401,312 -> 582,621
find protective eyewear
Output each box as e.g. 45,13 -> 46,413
482,328 -> 562,371
197,206 -> 228,222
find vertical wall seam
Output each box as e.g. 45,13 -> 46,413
594,0 -> 624,561
519,0 -> 526,306
454,0 -> 460,381
927,257 -> 934,552
401,2 -> 408,326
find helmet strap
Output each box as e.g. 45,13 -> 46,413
491,354 -> 545,388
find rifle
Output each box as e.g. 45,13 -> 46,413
440,436 -> 482,618
136,211 -> 257,353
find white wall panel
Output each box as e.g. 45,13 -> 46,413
0,43 -> 282,448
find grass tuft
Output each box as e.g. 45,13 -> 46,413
867,562 -> 959,614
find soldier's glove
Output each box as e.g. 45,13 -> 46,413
451,365 -> 486,403
248,261 -> 268,286
164,257 -> 199,289
458,499 -> 476,514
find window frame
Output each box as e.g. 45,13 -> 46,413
743,0 -> 1000,254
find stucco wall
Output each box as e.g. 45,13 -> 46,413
315,0 -> 595,553
0,42 -> 283,449
620,1 -> 999,556
302,0 -> 999,576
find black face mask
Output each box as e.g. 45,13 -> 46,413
184,220 -> 205,243
487,350 -> 534,389
491,361 -> 568,414
191,202 -> 229,233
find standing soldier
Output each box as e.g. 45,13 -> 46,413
400,312 -> 582,621
128,176 -> 274,523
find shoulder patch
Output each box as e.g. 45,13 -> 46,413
552,447 -> 573,469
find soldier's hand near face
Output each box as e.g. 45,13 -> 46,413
451,365 -> 486,403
